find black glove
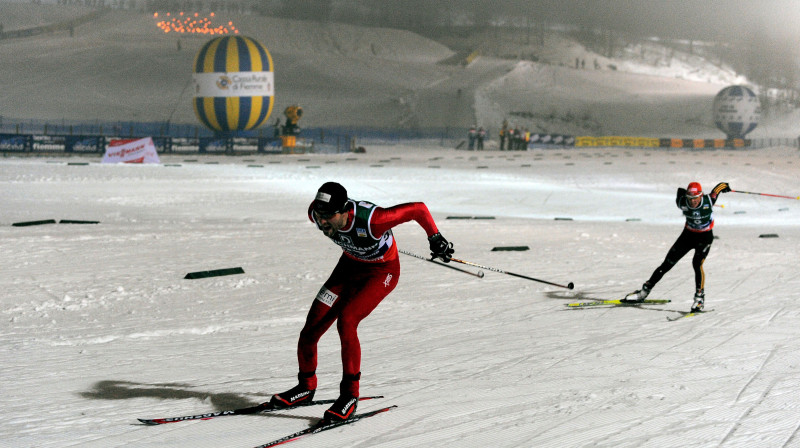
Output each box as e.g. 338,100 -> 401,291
715,182 -> 732,193
428,233 -> 454,263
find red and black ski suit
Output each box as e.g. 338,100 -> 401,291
298,199 -> 439,397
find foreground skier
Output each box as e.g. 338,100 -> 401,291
626,181 -> 731,311
270,181 -> 454,422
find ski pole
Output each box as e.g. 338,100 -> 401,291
731,190 -> 799,200
449,257 -> 574,289
399,250 -> 485,278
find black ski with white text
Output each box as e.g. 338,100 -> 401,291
137,395 -> 383,425
253,405 -> 397,448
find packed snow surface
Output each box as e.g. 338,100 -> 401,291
2,145 -> 799,447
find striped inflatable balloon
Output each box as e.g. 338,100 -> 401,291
192,36 -> 274,132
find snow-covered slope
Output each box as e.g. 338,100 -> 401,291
1,5 -> 795,138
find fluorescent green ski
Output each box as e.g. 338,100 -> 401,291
565,299 -> 671,308
667,309 -> 714,321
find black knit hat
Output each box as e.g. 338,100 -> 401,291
313,182 -> 348,214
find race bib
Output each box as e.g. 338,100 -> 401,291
315,286 -> 338,307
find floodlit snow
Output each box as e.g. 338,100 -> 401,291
2,146 -> 799,448
2,6 -> 800,448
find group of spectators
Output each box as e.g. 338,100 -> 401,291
468,120 -> 530,151
466,125 -> 486,150
499,122 -> 531,150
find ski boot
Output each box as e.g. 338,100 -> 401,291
323,372 -> 360,422
270,371 -> 316,408
623,282 -> 652,302
691,291 -> 705,313
323,395 -> 358,422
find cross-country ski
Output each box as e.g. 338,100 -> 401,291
667,309 -> 715,321
252,405 -> 397,448
565,299 -> 671,308
137,396 -> 383,425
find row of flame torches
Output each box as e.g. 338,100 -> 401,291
154,12 -> 239,34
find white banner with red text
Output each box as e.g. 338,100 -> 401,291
102,137 -> 160,163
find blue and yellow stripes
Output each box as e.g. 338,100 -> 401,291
193,36 -> 274,132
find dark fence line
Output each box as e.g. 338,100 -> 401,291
0,118 -> 467,153
0,134 -> 278,154
0,133 -> 355,155
0,119 -> 252,139
0,128 -> 463,155
748,138 -> 800,149
0,119 -> 465,141
0,118 -> 796,154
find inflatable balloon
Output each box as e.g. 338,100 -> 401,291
712,85 -> 760,139
192,36 -> 274,133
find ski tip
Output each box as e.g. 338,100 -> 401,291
363,405 -> 398,416
138,418 -> 162,425
666,309 -> 711,321
375,405 -> 399,414
564,302 -> 592,307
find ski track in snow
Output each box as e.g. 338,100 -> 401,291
1,146 -> 799,448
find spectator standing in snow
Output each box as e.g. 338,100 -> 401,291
499,120 -> 509,151
477,127 -> 486,150
467,125 -> 477,150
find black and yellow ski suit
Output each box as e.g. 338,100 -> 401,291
645,182 -> 730,293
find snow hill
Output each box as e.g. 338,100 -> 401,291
2,4 -> 799,139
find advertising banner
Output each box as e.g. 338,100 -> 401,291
192,71 -> 274,98
0,134 -> 32,151
66,135 -> 104,153
102,137 -> 160,163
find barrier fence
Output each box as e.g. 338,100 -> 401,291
572,136 -> 751,148
0,122 -> 467,154
0,123 -> 796,155
0,134 -> 293,155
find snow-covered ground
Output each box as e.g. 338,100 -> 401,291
2,145 -> 799,447
3,4 -> 800,447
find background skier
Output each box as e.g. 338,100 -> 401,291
626,181 -> 731,311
